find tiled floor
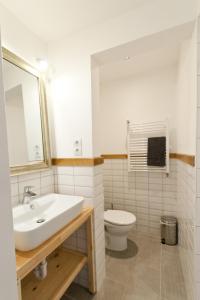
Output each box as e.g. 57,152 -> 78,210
63,232 -> 187,300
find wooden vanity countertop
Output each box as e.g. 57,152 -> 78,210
16,207 -> 93,280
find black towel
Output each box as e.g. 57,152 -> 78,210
147,136 -> 166,167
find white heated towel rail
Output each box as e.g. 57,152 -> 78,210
127,120 -> 169,174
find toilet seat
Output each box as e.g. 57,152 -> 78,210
104,210 -> 136,226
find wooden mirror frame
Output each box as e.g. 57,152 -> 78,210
2,48 -> 51,175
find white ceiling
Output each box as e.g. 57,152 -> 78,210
95,22 -> 194,83
0,0 -> 148,42
100,45 -> 180,83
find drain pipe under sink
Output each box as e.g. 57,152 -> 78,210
34,258 -> 47,280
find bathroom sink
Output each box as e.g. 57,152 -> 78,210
12,193 -> 84,251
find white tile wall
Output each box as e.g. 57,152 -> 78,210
177,160 -> 196,300
63,223 -> 88,287
54,165 -> 105,291
10,168 -> 54,206
103,158 -> 177,239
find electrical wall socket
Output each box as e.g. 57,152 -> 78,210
74,138 -> 82,156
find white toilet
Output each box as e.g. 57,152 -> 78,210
104,210 -> 136,251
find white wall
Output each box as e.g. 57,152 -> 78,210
0,6 -> 48,299
48,0 -> 196,158
0,40 -> 18,300
176,34 -> 197,155
49,54 -> 93,158
98,35 -> 197,157
0,4 -> 47,66
91,59 -> 101,156
100,65 -> 178,154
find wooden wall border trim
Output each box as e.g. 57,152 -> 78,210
52,154 -> 195,167
169,153 -> 195,167
52,157 -> 104,167
101,153 -> 195,167
102,154 -> 128,159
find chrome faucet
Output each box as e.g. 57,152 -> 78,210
21,186 -> 37,205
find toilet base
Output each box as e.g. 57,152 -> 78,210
105,231 -> 128,251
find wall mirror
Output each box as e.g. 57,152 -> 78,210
2,48 -> 51,175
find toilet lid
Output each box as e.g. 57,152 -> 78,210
104,210 -> 136,226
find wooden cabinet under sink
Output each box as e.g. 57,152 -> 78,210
16,208 -> 96,300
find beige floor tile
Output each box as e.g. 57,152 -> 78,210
64,233 -> 187,300
93,278 -> 126,300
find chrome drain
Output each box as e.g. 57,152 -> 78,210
36,218 -> 45,224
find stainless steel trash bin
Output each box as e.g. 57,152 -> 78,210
160,216 -> 177,245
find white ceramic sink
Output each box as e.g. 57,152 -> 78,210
12,193 -> 84,251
